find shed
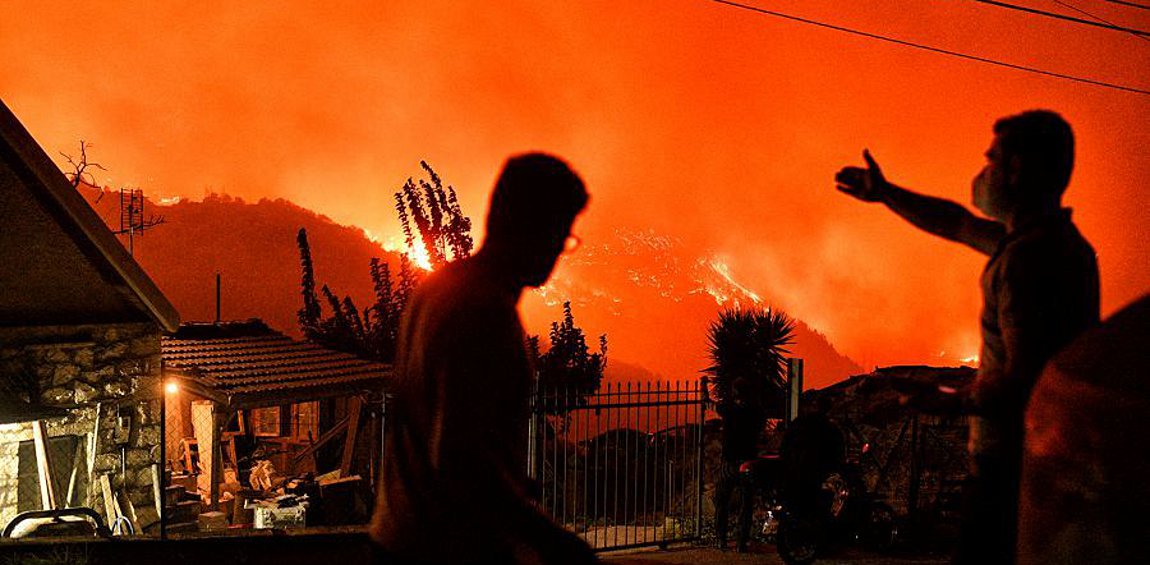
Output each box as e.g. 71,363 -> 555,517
160,319 -> 389,522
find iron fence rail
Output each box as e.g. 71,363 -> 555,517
529,380 -> 706,551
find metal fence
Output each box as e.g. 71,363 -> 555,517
528,380 -> 706,551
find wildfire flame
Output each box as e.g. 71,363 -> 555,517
363,228 -> 434,271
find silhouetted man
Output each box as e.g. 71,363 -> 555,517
370,153 -> 596,565
713,377 -> 766,552
835,110 -> 1099,564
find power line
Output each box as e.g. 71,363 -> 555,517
1049,0 -> 1150,43
706,0 -> 1150,96
1100,0 -> 1150,11
970,0 -> 1150,36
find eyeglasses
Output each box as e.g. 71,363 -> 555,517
563,234 -> 582,254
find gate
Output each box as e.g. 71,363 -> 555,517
528,380 -> 706,551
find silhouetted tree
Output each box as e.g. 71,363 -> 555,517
60,140 -> 106,200
395,161 -> 473,269
703,307 -> 795,418
297,228 -> 324,339
528,301 -> 607,411
295,161 -> 465,362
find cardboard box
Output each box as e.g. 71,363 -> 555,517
252,505 -> 306,529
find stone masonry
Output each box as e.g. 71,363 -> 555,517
0,322 -> 163,531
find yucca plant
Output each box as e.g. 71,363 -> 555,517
703,307 -> 795,417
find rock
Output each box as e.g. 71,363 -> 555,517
88,366 -> 116,383
94,453 -> 120,472
98,342 -> 129,361
136,467 -> 157,488
126,448 -> 153,468
74,348 -> 95,369
129,337 -> 160,357
52,364 -> 81,386
45,349 -> 70,364
41,387 -> 74,405
74,381 -> 100,404
135,425 -> 161,448
103,381 -> 130,397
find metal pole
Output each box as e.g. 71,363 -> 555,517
159,369 -> 167,540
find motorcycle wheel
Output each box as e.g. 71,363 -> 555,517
859,502 -> 898,552
777,516 -> 821,565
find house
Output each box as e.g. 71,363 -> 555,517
0,97 -> 179,535
160,319 -> 389,528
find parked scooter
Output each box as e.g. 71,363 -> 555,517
740,417 -> 898,564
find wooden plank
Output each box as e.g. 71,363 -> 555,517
339,396 -> 362,476
152,463 -> 163,517
210,405 -> 225,510
100,473 -> 119,525
65,436 -> 85,507
32,420 -> 57,510
291,416 -> 349,464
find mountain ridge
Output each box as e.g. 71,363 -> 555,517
80,187 -> 861,388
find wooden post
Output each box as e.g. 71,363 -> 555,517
32,420 -> 57,510
65,438 -> 85,507
100,474 -> 119,525
210,404 -> 225,511
340,396 -> 363,476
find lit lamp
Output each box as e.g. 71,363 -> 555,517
165,381 -> 179,395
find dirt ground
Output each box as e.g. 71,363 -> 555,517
603,544 -> 950,565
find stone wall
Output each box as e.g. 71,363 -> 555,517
0,322 -> 163,531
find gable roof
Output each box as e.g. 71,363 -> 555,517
0,98 -> 178,331
162,320 -> 391,409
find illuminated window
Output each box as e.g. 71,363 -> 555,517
251,407 -> 282,437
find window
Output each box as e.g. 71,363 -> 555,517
250,407 -> 282,437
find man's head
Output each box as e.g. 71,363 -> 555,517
483,153 -> 588,288
972,110 -> 1075,222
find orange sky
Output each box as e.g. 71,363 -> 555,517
2,0 -> 1148,369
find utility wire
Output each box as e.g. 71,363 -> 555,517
1049,0 -> 1150,42
706,0 -> 1150,95
970,0 -> 1150,36
1100,0 -> 1150,11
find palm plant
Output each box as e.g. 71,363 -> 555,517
703,307 -> 796,417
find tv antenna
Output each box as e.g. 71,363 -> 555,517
115,188 -> 165,255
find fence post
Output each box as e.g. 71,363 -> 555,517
786,358 -> 804,423
694,378 -> 704,540
527,371 -> 540,481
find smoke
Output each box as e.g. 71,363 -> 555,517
2,0 -> 1148,368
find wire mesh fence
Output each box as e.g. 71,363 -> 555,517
0,398 -> 165,540
529,380 -> 707,551
0,421 -> 92,533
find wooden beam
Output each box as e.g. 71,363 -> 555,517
291,416 -> 349,464
100,473 -> 119,525
209,405 -> 225,511
339,396 -> 363,476
65,437 -> 85,507
32,420 -> 57,510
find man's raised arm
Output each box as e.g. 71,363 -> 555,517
835,150 -> 1005,255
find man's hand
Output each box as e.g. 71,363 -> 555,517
835,149 -> 888,203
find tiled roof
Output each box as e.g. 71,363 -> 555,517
162,320 -> 389,407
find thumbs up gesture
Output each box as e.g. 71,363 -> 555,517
835,149 -> 889,203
